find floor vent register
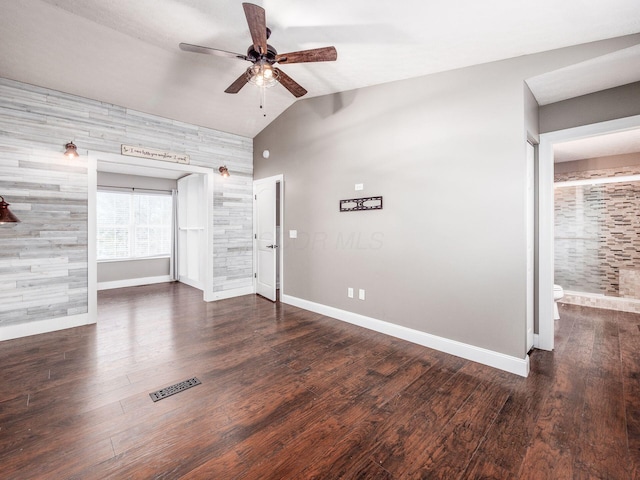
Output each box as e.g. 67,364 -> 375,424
149,377 -> 202,402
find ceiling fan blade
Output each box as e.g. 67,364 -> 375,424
179,43 -> 251,61
242,3 -> 268,55
275,68 -> 307,98
224,72 -> 249,94
275,46 -> 337,64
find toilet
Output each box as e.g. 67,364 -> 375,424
553,284 -> 564,320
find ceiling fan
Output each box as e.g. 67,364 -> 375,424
179,3 -> 337,99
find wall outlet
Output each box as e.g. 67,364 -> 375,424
289,230 -> 297,238
348,287 -> 354,298
359,288 -> 365,300
355,183 -> 364,191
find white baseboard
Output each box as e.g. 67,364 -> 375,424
98,275 -> 173,291
208,285 -> 255,301
0,313 -> 95,342
281,294 -> 530,377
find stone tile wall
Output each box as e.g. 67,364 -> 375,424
555,164 -> 640,300
0,78 -> 253,329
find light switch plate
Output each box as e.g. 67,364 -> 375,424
348,287 -> 354,298
359,289 -> 365,300
289,230 -> 297,238
355,183 -> 364,191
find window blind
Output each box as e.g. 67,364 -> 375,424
97,191 -> 172,261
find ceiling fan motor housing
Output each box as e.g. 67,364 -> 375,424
247,44 -> 278,64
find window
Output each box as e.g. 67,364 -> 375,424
97,191 -> 172,261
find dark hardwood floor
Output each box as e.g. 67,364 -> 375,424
0,282 -> 638,479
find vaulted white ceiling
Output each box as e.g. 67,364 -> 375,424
1,0 -> 639,138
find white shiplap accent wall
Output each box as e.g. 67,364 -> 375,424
0,77 -> 253,334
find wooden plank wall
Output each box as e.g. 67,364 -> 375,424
0,77 -> 253,330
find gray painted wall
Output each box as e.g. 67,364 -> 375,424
98,258 -> 171,283
97,172 -> 178,191
254,35 -> 640,359
0,77 -> 252,331
540,82 -> 640,134
524,84 -> 540,143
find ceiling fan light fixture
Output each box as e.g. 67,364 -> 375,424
247,60 -> 279,88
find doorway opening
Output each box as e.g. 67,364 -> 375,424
88,151 -> 215,323
537,114 -> 640,350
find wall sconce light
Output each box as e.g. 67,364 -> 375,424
0,196 -> 20,224
64,141 -> 79,159
262,149 -> 270,159
219,166 -> 230,177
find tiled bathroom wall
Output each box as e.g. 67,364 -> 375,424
555,164 -> 640,302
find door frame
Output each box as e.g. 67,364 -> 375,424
537,114 -> 640,350
88,151 -> 215,323
526,141 -> 535,352
253,174 -> 284,300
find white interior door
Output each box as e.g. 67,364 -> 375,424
254,178 -> 277,301
178,174 -> 205,290
526,142 -> 535,352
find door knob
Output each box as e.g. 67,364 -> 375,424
266,244 -> 279,249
